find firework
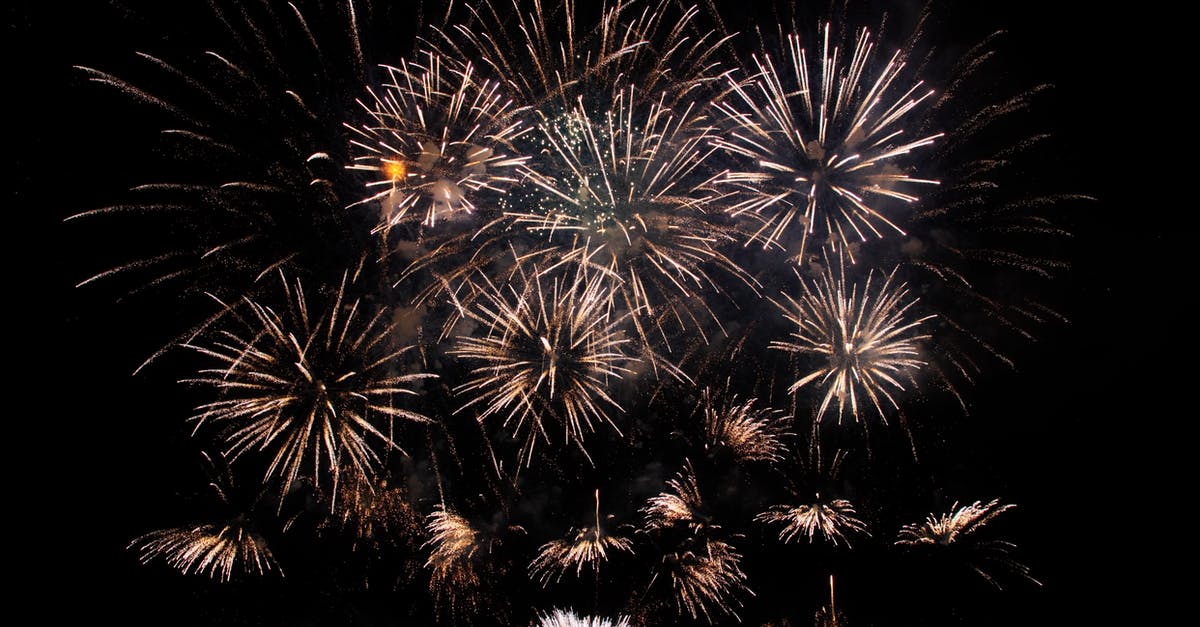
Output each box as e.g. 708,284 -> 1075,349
321,466 -> 421,550
184,270 -> 436,500
129,522 -> 280,582
662,537 -> 752,623
71,1 -> 379,371
770,258 -> 931,423
756,497 -> 868,547
451,259 -> 635,465
530,489 -> 633,584
424,506 -> 486,613
896,499 -> 1037,588
712,23 -> 942,259
512,85 -> 754,351
429,0 -> 728,110
701,388 -> 791,463
536,609 -> 631,627
642,462 -> 706,531
347,51 -> 531,230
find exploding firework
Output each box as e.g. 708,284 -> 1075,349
756,497 -> 868,547
129,522 -> 280,582
536,609 -> 631,627
511,85 -> 754,350
642,462 -> 706,532
770,258 -> 931,423
347,51 -> 531,230
529,489 -> 633,584
712,22 -> 942,259
424,506 -> 487,614
429,0 -> 729,110
701,387 -> 791,463
661,537 -> 752,623
451,259 -> 635,464
184,270 -> 436,500
896,499 -> 1037,588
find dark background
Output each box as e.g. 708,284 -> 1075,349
13,0 -> 1157,624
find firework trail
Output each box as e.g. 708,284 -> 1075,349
451,258 -> 635,465
701,387 -> 791,464
184,270 -> 436,501
536,608 -> 631,627
712,22 -> 941,260
896,499 -> 1038,588
347,50 -> 532,230
770,256 -> 931,424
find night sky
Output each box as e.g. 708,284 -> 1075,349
16,0 -> 1156,624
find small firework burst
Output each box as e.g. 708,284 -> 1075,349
424,506 -> 486,613
701,387 -> 791,464
712,23 -> 941,258
536,608 -> 631,627
896,499 -> 1037,588
512,87 -> 754,344
663,537 -> 752,623
129,521 -> 280,582
770,258 -> 931,423
756,496 -> 868,547
347,51 -> 531,230
185,270 -> 436,499
529,489 -> 634,584
451,259 -> 635,464
642,462 -> 706,532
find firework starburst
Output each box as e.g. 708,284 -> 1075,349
770,259 -> 931,423
347,51 -> 531,230
896,499 -> 1037,588
756,496 -> 868,547
185,271 -> 436,499
702,388 -> 791,464
451,260 -> 635,464
713,23 -> 942,258
530,489 -> 633,584
536,608 -> 631,627
129,522 -> 280,582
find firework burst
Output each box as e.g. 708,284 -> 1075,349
129,521 -> 280,582
184,270 -> 436,500
712,23 -> 942,258
451,259 -> 635,464
770,258 -> 931,423
661,537 -> 752,623
424,506 -> 487,614
756,496 -> 868,547
642,462 -> 706,532
347,51 -> 531,230
512,86 -> 754,347
701,387 -> 791,464
896,499 -> 1037,588
320,465 -> 421,550
530,489 -> 633,584
429,0 -> 729,110
536,608 -> 631,627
